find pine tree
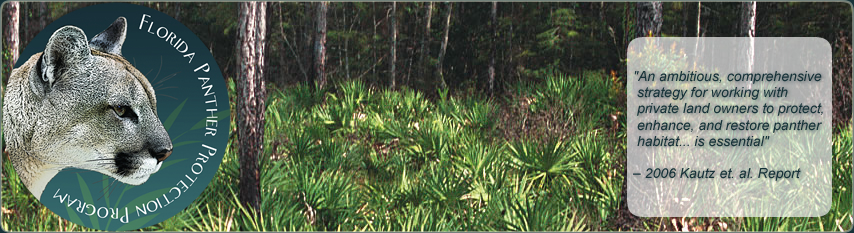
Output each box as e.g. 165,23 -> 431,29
437,2 -> 452,89
315,2 -> 328,88
389,2 -> 397,88
237,1 -> 267,212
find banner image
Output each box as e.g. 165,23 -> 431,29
0,2 -> 850,232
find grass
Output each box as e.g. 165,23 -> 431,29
2,70 -> 852,231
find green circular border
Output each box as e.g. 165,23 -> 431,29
12,3 -> 230,231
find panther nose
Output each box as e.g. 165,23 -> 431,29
152,148 -> 172,162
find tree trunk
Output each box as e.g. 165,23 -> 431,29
38,2 -> 47,31
437,2 -> 452,89
419,2 -> 433,81
20,3 -> 26,50
277,3 -> 288,86
737,1 -> 756,126
740,2 -> 756,73
506,3 -> 513,86
315,2 -> 328,88
237,1 -> 266,213
304,2 -> 315,83
696,2 -> 701,38
488,2 -> 497,94
389,2 -> 397,88
344,3 -> 351,80
174,2 -> 182,22
681,3 -> 687,37
635,2 -> 662,38
693,2 -> 702,68
3,1 -> 18,96
5,1 -> 19,67
372,3 -> 377,80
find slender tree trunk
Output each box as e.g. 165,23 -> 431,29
23,3 -> 44,48
344,3 -> 351,80
278,3 -> 287,86
237,1 -> 266,213
740,2 -> 756,73
315,2 -> 328,88
437,2 -> 452,89
693,2 -> 702,68
372,3 -> 377,80
389,2 -> 397,88
488,2 -> 497,94
3,1 -> 18,95
738,1 -> 755,127
174,3 -> 182,22
696,3 -> 701,38
635,2 -> 662,38
5,2 -> 19,66
20,3 -> 27,50
304,3 -> 315,83
506,3 -> 513,84
38,2 -> 47,31
681,2 -> 687,37
740,1 -> 756,94
404,3 -> 415,87
419,2 -> 433,81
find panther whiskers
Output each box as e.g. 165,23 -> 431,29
3,17 -> 173,200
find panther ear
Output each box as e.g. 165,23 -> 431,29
89,17 -> 127,55
32,26 -> 91,98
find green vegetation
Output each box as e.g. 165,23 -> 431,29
3,70 -> 852,231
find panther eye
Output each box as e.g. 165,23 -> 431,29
111,105 -> 133,118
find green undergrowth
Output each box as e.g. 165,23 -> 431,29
1,71 -> 851,231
